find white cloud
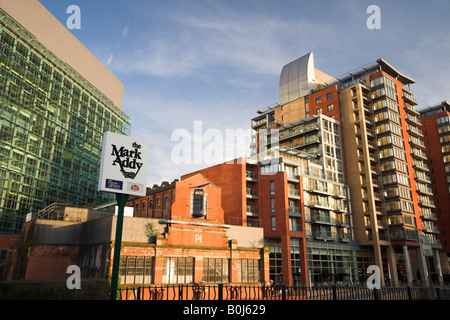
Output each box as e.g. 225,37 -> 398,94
106,53 -> 113,66
121,26 -> 129,38
108,3 -> 324,80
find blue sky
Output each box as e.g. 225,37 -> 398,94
39,0 -> 450,186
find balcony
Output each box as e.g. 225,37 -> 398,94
422,222 -> 439,234
420,209 -> 437,221
246,205 -> 259,217
335,216 -> 349,227
279,125 -> 319,141
246,170 -> 258,181
411,148 -> 427,160
338,232 -> 352,242
356,127 -> 375,138
314,230 -> 337,241
402,90 -> 418,106
246,188 -> 258,199
376,220 -> 388,229
407,125 -> 423,138
414,172 -> 431,184
405,114 -> 422,127
288,188 -> 301,199
365,116 -> 375,127
418,198 -> 435,208
311,213 -> 336,225
416,186 -> 433,196
308,200 -> 333,210
413,160 -> 429,172
287,173 -> 300,182
290,136 -> 321,149
251,118 -> 267,129
307,184 -> 333,196
332,190 -> 347,199
404,103 -> 420,116
409,137 -> 425,149
289,207 -> 301,217
334,204 -> 348,213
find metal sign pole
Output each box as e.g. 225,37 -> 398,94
110,193 -> 129,300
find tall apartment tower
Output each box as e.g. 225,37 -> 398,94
418,101 -> 450,266
251,52 -> 444,286
0,1 -> 131,235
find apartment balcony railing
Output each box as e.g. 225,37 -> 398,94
332,190 -> 347,199
289,207 -> 301,216
416,186 -> 433,196
311,213 -> 336,225
334,204 -> 348,213
419,199 -> 436,208
415,173 -> 431,183
308,200 -> 333,210
307,184 -> 332,195
335,217 -> 349,227
367,232 -> 389,241
420,210 -> 437,221
251,118 -> 267,129
337,232 -> 352,242
411,148 -> 427,160
279,125 -> 319,141
422,223 -> 439,234
288,189 -> 301,199
407,125 -> 424,138
246,188 -> 258,199
314,230 -> 337,240
402,90 -> 418,105
246,205 -> 258,216
404,103 -> 420,116
246,171 -> 258,181
405,114 -> 422,126
409,137 -> 425,149
413,160 -> 429,172
290,137 -> 321,149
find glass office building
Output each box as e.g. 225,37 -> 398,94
0,8 -> 131,235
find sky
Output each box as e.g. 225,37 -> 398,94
39,0 -> 450,187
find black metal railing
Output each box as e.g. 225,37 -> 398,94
112,284 -> 450,301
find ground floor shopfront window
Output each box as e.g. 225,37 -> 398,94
307,244 -> 373,286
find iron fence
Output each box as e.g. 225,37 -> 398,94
113,284 -> 450,301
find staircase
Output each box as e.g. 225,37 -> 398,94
36,202 -> 67,220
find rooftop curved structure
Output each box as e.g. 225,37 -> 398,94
279,52 -> 315,105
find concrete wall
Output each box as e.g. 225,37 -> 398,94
226,225 -> 264,248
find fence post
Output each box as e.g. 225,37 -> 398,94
282,285 -> 286,300
407,286 -> 412,300
137,287 -> 141,301
435,287 -> 441,301
373,288 -> 379,301
332,285 -> 337,300
218,284 -> 223,301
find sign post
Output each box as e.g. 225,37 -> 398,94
97,131 -> 149,300
420,235 -> 435,299
110,193 -> 128,300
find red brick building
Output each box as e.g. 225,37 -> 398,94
419,101 -> 450,262
176,158 -> 310,286
125,173 -> 270,285
3,174 -> 269,290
